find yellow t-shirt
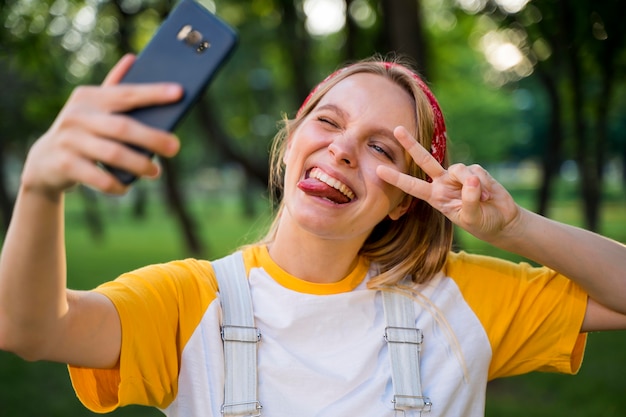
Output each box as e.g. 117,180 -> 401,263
69,246 -> 587,416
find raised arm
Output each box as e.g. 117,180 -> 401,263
378,126 -> 626,332
0,55 -> 182,367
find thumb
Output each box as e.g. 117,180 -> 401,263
461,176 -> 483,225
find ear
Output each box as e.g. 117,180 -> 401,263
388,195 -> 413,221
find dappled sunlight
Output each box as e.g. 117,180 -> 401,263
476,28 -> 534,85
348,0 -> 376,29
482,37 -> 523,71
495,0 -> 530,14
303,0 -> 346,36
456,0 -> 530,14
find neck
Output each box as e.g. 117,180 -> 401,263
268,220 -> 366,284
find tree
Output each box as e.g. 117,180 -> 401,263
460,0 -> 626,230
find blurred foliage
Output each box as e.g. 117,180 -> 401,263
2,0 -> 624,170
0,0 -> 535,181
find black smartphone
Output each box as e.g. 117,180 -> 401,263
104,0 -> 238,184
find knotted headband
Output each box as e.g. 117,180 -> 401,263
297,62 -> 447,165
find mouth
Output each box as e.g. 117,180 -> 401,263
297,167 -> 356,204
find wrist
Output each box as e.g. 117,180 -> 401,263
19,179 -> 66,206
488,205 -> 529,250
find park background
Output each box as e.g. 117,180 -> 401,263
1,0 -> 625,415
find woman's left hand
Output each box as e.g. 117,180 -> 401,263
377,126 -> 521,244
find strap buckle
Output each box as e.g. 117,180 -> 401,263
221,400 -> 262,417
384,326 -> 423,345
221,325 -> 261,343
392,394 -> 432,415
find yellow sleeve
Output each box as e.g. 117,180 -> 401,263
445,251 -> 588,380
68,258 -> 218,412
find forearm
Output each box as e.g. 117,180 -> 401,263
0,186 -> 69,359
496,207 -> 626,315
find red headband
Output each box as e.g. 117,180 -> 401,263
297,62 -> 447,165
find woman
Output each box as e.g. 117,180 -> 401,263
0,54 -> 625,416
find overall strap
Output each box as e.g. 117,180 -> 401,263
382,289 -> 432,415
212,251 -> 262,417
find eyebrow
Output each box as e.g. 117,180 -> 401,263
315,103 -> 349,120
315,103 -> 397,140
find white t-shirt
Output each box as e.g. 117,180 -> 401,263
69,245 -> 587,416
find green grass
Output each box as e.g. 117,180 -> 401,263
0,183 -> 625,416
486,329 -> 626,416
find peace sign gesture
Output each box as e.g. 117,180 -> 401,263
377,126 -> 522,245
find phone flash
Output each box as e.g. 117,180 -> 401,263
177,25 -> 193,41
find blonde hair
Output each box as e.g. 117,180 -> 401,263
257,56 -> 453,289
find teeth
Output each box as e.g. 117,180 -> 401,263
310,168 -> 355,201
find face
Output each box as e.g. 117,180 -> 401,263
281,72 -> 417,243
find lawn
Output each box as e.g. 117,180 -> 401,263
0,181 -> 624,416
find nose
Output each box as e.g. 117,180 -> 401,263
328,135 -> 356,167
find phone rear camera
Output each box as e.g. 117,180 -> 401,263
187,30 -> 203,45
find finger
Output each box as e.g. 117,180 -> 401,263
144,159 -> 163,180
36,143 -> 130,195
377,165 -> 431,201
66,84 -> 184,123
68,132 -> 163,180
448,164 -> 491,201
468,164 -> 493,201
110,83 -> 184,115
394,126 -> 446,179
80,112 -> 181,157
460,175 -> 483,225
99,54 -> 184,112
66,158 -> 130,195
102,54 -> 136,86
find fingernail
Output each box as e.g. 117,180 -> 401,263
167,138 -> 181,155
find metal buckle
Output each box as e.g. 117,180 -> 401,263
384,326 -> 423,345
221,400 -> 262,417
221,325 -> 261,343
392,395 -> 432,415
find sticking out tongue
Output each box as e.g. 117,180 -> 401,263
298,178 -> 351,204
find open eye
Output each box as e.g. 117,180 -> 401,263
369,143 -> 394,161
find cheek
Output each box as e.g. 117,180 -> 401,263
364,165 -> 404,203
375,162 -> 411,208
283,136 -> 305,170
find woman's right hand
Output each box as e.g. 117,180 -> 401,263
21,54 -> 183,197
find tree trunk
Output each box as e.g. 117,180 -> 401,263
560,1 -> 600,231
0,142 -> 14,233
622,145 -> 626,195
534,70 -> 563,216
78,186 -> 105,241
277,0 -> 313,104
196,97 -> 269,186
160,157 -> 205,257
380,0 -> 429,78
132,183 -> 149,219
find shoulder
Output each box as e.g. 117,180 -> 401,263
445,250 -> 533,276
442,250 -> 583,315
443,250 -> 559,290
